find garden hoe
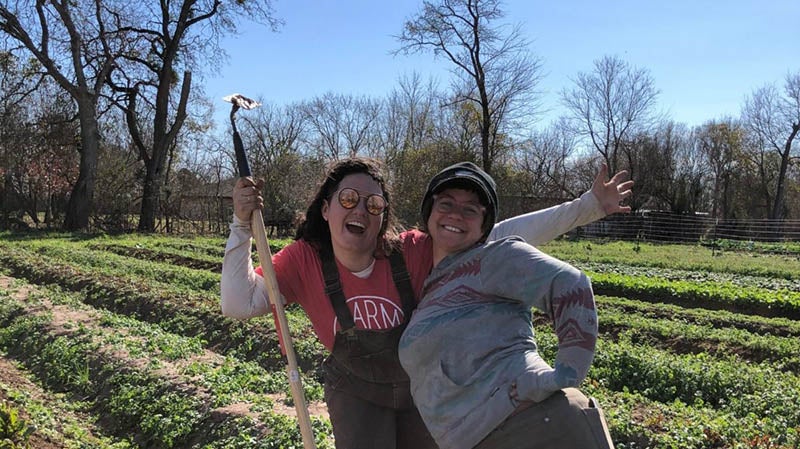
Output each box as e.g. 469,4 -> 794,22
224,93 -> 317,449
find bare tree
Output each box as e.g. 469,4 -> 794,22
1,51 -> 78,228
379,74 -> 449,224
561,55 -> 659,176
394,0 -> 543,174
1,0 -> 131,230
106,0 -> 280,232
380,72 -> 441,160
627,122 -> 705,214
301,92 -> 382,159
0,50 -> 39,228
27,82 -> 79,226
238,100 -> 310,232
739,130 -> 780,218
694,119 -> 745,219
93,107 -> 140,232
515,118 -> 576,198
742,71 -> 800,219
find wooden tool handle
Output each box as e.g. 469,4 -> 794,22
250,209 -> 317,449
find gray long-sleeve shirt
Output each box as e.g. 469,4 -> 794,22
398,237 -> 598,449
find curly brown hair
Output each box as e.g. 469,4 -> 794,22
294,157 -> 401,255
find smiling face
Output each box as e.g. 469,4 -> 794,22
427,188 -> 487,265
322,173 -> 385,262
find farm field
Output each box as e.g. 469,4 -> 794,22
1,231 -> 799,448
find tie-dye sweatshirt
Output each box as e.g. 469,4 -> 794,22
398,236 -> 598,449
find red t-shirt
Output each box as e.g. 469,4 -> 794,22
256,229 -> 433,351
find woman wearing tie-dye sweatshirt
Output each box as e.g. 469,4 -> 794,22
399,162 -> 615,449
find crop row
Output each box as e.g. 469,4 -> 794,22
103,238 -> 800,320
701,238 -> 800,256
89,243 -> 222,272
540,239 -> 800,280
16,234 -> 800,322
588,269 -> 800,319
76,235 -> 800,281
585,386 -> 795,448
597,295 -> 800,338
581,261 -> 800,292
0,278 -> 333,448
590,297 -> 800,371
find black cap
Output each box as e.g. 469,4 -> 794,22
420,161 -> 498,240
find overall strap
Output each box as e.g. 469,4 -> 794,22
319,244 -> 356,332
388,250 -> 417,320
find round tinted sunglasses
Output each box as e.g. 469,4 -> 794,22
335,188 -> 388,216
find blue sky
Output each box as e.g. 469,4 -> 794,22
204,0 -> 799,131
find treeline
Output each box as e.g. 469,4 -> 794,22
0,0 -> 798,234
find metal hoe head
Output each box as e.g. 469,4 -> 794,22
223,93 -> 261,114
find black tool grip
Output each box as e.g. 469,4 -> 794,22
233,130 -> 252,178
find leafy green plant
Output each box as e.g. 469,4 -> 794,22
587,269 -> 800,319
0,401 -> 34,448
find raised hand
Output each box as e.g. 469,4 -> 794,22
591,163 -> 634,215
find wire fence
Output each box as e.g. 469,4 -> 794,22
576,211 -> 800,244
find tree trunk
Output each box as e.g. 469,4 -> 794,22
137,164 -> 162,232
136,72 -> 191,232
64,103 -> 99,231
45,190 -> 53,227
769,128 -> 798,220
27,190 -> 39,225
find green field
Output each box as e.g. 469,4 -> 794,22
0,231 -> 798,448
